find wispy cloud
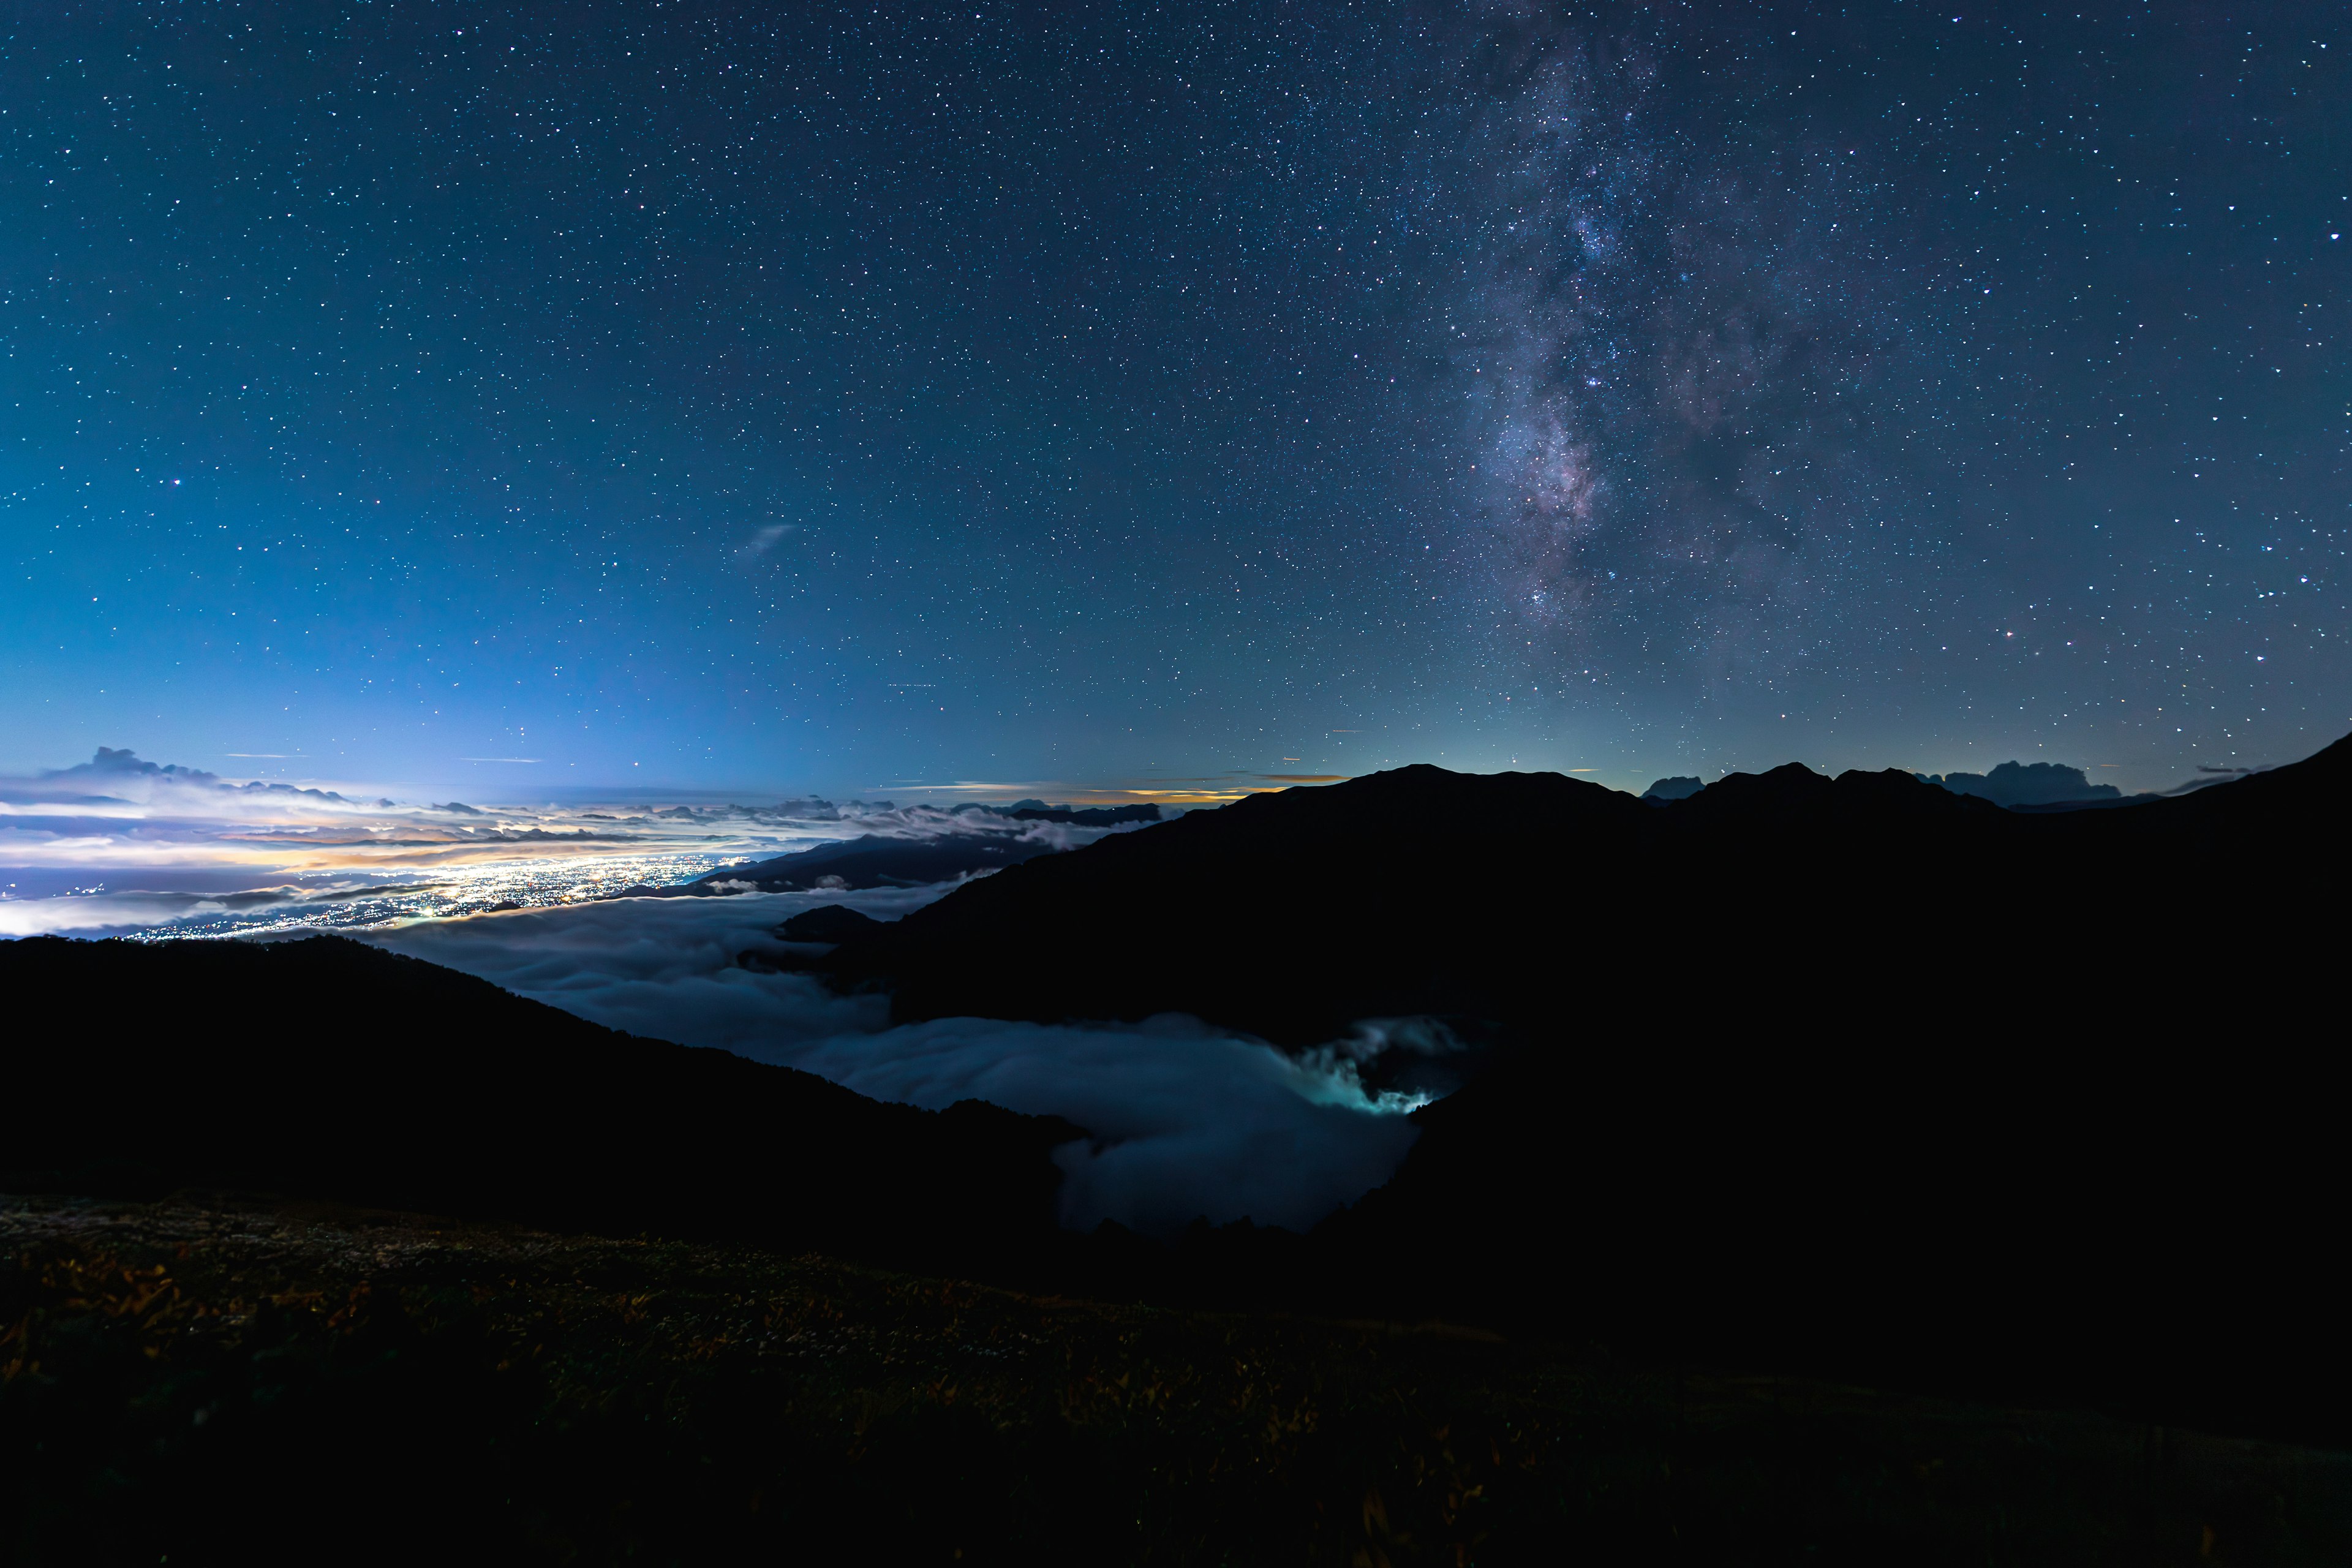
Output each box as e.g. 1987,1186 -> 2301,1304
736,523 -> 796,559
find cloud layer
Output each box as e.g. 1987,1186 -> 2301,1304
362,889 -> 1426,1235
5,750 -> 1419,1235
0,747 -> 1146,937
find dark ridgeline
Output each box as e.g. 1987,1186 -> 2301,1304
1918,758 -> 2124,807
2,936 -> 1078,1278
1001,803 -> 1164,827
617,803 -> 1160,897
774,902 -> 891,942
811,731 -> 2351,1441
818,734 -> 2346,1044
4,737 -> 2345,1444
1638,774 -> 1706,802
621,831 -> 1057,896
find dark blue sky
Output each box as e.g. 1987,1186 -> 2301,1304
4,0 -> 2345,798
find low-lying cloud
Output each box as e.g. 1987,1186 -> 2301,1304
775,1017 -> 1420,1235
366,888 -> 911,1046
7,748 -> 1417,1234
361,889 -> 1427,1235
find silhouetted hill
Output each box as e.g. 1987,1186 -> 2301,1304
2,935 -> 1075,1274
810,731 -> 2352,1440
644,807 -> 1161,897
824,763 -> 1657,1041
1002,802 -> 1161,826
775,902 -> 891,941
823,734 -> 2350,1041
1322,1028 -> 2349,1441
1918,758 -> 2124,806
646,830 -> 1064,895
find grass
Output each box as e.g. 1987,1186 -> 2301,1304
6,1194 -> 2347,1566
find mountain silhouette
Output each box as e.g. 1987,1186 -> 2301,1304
821,733 -> 2348,1042
775,903 -> 893,941
3,934 -> 1076,1274
809,731 -> 2352,1439
640,830 -> 1063,895
627,804 -> 1163,898
1918,758 -> 2123,806
1001,802 -> 1161,826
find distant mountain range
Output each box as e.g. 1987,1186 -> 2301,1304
1648,756 -> 2270,810
1913,758 -> 2122,806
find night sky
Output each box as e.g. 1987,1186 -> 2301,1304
5,1 -> 2346,799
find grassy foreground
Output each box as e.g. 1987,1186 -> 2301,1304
5,1195 -> 2346,1566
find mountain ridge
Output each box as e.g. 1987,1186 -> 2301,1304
816,731 -> 2349,1042
2,933 -> 1077,1273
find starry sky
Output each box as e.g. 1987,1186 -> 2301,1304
4,0 -> 2346,800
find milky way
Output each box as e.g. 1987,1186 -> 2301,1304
2,2 -> 2345,797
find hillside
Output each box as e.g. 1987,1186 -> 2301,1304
10,1194 -> 2345,1566
802,733 -> 2352,1439
2,933 -> 1076,1275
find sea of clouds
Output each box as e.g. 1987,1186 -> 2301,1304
365,890 -> 1432,1235
4,747 -> 1435,1234
0,747 -> 1128,937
